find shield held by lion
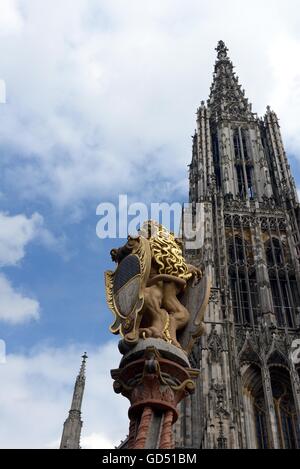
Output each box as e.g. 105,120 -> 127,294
105,236 -> 152,345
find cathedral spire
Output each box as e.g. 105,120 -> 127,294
60,353 -> 88,449
207,40 -> 254,122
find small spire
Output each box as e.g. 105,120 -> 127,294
79,352 -> 88,378
60,353 -> 88,449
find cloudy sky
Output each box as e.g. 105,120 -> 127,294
0,0 -> 300,449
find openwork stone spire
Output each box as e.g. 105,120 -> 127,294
60,353 -> 88,449
208,40 -> 254,122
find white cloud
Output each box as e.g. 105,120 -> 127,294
0,0 -> 23,36
0,212 -> 42,325
0,209 -> 67,263
81,432 -> 117,450
0,274 -> 39,324
0,212 -> 43,266
0,211 -> 66,324
0,1 -> 299,208
268,35 -> 300,157
0,342 -> 128,449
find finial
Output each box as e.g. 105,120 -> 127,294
215,40 -> 229,60
79,352 -> 88,378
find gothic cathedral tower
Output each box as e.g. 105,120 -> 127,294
176,41 -> 300,449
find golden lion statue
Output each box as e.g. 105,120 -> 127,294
106,221 -> 209,353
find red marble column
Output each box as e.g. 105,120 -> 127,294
111,345 -> 199,449
159,410 -> 174,449
133,407 -> 153,449
127,418 -> 138,449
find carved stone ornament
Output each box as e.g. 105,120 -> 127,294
207,325 -> 223,362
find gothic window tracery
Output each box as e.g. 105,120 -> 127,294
241,128 -> 250,162
233,129 -> 242,160
212,132 -> 221,189
243,365 -> 269,449
227,227 -> 258,325
270,367 -> 300,449
264,237 -> 298,328
254,394 -> 269,449
243,365 -> 300,449
246,166 -> 254,199
228,236 -> 244,264
236,164 -> 245,197
266,238 -> 284,266
233,128 -> 255,199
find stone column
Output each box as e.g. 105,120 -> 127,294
252,218 -> 275,325
111,339 -> 200,450
261,363 -> 279,449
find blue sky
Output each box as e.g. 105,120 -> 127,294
0,0 -> 300,449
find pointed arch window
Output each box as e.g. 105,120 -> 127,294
265,237 -> 297,328
241,128 -> 250,161
233,128 -> 255,199
246,166 -> 254,199
254,394 -> 269,449
228,236 -> 244,264
228,233 -> 258,325
236,164 -> 245,197
233,129 -> 242,160
243,365 -> 300,449
212,132 -> 221,189
242,365 -> 270,449
266,238 -> 284,266
270,367 -> 300,449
